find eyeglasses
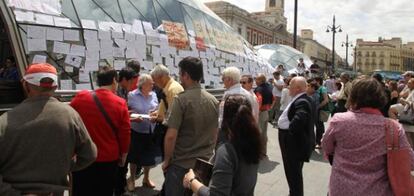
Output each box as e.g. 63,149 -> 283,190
240,81 -> 247,84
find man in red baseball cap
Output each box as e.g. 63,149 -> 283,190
0,63 -> 97,195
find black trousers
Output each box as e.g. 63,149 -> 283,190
114,164 -> 128,196
72,161 -> 118,196
315,120 -> 325,145
279,130 -> 304,196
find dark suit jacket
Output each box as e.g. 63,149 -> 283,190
287,93 -> 315,162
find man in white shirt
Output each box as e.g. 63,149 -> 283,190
277,76 -> 315,196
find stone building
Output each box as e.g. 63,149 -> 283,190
301,29 -> 343,73
355,37 -> 413,73
205,0 -> 303,50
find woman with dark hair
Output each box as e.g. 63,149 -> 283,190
322,78 -> 414,196
183,94 -> 263,196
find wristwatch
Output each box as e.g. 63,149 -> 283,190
188,177 -> 197,188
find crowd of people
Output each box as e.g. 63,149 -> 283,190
1,56 -> 414,196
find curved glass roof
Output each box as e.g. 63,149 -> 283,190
8,0 -> 273,89
255,44 -> 313,72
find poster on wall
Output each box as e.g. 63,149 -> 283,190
162,20 -> 189,50
193,21 -> 208,51
8,0 -> 62,15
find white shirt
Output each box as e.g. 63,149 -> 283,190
272,78 -> 285,97
280,88 -> 292,111
278,92 -> 306,130
219,84 -> 259,127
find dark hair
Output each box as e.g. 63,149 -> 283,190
308,82 -> 318,91
272,71 -> 280,76
178,57 -> 203,81
348,78 -> 388,110
127,60 -> 140,74
372,73 -> 383,83
314,77 -> 323,86
335,82 -> 342,90
118,67 -> 137,82
97,66 -> 117,86
222,95 -> 263,164
242,74 -> 253,83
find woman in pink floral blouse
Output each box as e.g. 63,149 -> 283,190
322,78 -> 414,196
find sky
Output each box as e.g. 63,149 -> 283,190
200,0 -> 414,64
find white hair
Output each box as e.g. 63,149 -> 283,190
150,64 -> 170,77
222,66 -> 241,84
137,73 -> 152,89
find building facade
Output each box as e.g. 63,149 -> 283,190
301,29 -> 343,73
205,0 -> 304,50
355,37 -> 411,73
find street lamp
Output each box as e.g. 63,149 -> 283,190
293,0 -> 298,49
326,15 -> 342,72
341,34 -> 353,68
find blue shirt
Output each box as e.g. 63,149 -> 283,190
128,89 -> 158,133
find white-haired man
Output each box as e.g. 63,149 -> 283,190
218,67 -> 259,144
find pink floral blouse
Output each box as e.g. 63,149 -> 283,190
322,108 -> 414,196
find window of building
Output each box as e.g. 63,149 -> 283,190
372,51 -> 376,57
247,31 -> 251,43
269,0 -> 276,7
358,51 -> 362,56
253,33 -> 257,45
365,52 -> 370,57
238,27 -> 242,35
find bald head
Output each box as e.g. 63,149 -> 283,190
289,76 -> 307,97
255,73 -> 266,86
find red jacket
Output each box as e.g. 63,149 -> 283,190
70,89 -> 131,162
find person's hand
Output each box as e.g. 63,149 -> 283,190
399,98 -> 408,105
118,153 -> 128,167
162,160 -> 170,173
183,169 -> 196,188
149,111 -> 158,123
391,91 -> 399,99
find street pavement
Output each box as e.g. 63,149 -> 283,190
64,123 -> 331,195
131,123 -> 332,196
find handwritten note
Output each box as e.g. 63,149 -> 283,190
84,30 -> 98,40
64,29 -> 80,41
65,55 -> 82,68
53,17 -> 72,28
32,55 -> 47,64
14,10 -> 34,22
27,26 -> 46,39
35,13 -> 54,25
81,19 -> 97,30
70,44 -> 85,57
60,80 -> 73,90
27,38 -> 46,52
46,27 -> 63,41
53,41 -> 70,54
114,60 -> 126,70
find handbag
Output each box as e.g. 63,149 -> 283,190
151,92 -> 169,147
385,118 -> 414,196
399,103 -> 414,125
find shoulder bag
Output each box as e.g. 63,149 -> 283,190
386,118 -> 414,196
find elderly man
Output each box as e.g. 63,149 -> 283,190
400,71 -> 414,98
221,66 -> 259,123
0,63 -> 97,195
278,76 -> 315,196
254,74 -> 274,156
163,57 -> 219,196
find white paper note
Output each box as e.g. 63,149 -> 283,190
78,69 -> 90,82
84,59 -> 99,71
64,66 -> 74,72
64,29 -> 80,41
60,79 -> 73,90
124,32 -> 135,41
125,48 -> 138,59
46,27 -> 63,41
131,19 -> 144,35
27,26 -> 46,39
35,13 -> 54,25
76,83 -> 92,90
114,39 -> 126,49
112,31 -> 123,39
114,60 -> 125,70
85,40 -> 100,51
53,17 -> 71,28
14,10 -> 35,22
100,48 -> 113,59
84,30 -> 98,40
70,44 -> 85,57
65,55 -> 82,68
81,19 -> 97,30
98,30 -> 111,40
100,40 -> 113,50
27,38 -> 46,52
53,41 -> 70,54
122,24 -> 132,33
112,48 -> 125,58
142,21 -> 153,32
32,55 -> 47,64
85,50 -> 100,60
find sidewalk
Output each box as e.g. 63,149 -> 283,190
131,123 -> 331,196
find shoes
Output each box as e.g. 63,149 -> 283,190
127,177 -> 135,192
142,181 -> 156,189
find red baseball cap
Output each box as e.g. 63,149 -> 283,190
23,63 -> 58,87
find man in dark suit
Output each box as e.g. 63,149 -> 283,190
277,76 -> 315,196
